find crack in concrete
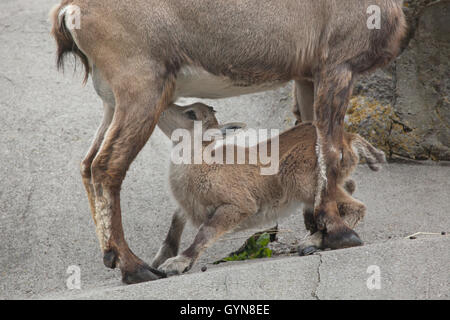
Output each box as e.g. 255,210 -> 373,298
21,183 -> 35,220
223,274 -> 229,295
311,253 -> 323,300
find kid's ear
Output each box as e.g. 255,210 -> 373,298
218,122 -> 247,137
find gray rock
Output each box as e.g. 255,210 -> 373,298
350,0 -> 450,161
396,1 -> 450,160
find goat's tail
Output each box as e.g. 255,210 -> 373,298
49,4 -> 90,84
350,134 -> 387,172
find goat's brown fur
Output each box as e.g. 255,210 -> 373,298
50,0 -> 406,283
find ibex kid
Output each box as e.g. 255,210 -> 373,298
153,103 -> 386,276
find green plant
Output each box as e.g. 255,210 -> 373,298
214,232 -> 274,265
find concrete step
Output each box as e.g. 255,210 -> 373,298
39,236 -> 449,300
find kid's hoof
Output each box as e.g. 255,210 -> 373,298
298,246 -> 318,256
158,255 -> 192,277
323,229 -> 363,250
122,264 -> 167,285
103,250 -> 117,269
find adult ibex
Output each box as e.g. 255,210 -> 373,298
153,102 -> 386,275
50,0 -> 406,283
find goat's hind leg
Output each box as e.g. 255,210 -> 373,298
151,208 -> 186,269
159,205 -> 252,276
81,66 -> 116,232
89,61 -> 173,284
81,101 -> 114,231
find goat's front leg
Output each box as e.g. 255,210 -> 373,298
89,64 -> 173,284
299,185 -> 365,256
151,208 -> 186,269
313,64 -> 363,249
158,205 -> 252,276
303,178 -> 357,234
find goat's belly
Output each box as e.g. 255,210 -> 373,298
234,201 -> 304,232
174,66 -> 287,100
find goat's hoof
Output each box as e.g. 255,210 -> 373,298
323,229 -> 363,250
158,255 -> 192,277
103,250 -> 117,269
298,246 -> 318,256
122,263 -> 167,285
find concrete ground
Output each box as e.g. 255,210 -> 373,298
0,0 -> 449,300
40,237 -> 450,300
